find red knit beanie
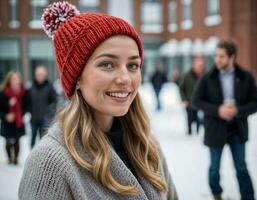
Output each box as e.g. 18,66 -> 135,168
42,1 -> 143,99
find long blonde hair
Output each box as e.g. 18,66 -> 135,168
1,70 -> 22,90
57,90 -> 167,195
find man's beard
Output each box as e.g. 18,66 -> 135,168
217,62 -> 230,70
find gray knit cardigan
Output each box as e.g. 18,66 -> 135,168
19,124 -> 178,200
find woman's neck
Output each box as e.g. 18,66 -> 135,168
94,112 -> 114,133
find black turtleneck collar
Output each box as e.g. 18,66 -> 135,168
106,118 -> 138,180
106,118 -> 123,150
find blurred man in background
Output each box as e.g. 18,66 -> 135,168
151,62 -> 167,111
179,55 -> 205,135
29,65 -> 57,148
192,40 -> 257,200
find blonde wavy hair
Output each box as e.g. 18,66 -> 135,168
1,70 -> 22,90
57,90 -> 167,195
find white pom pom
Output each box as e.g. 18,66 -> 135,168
41,1 -> 80,39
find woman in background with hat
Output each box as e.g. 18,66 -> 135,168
19,2 -> 178,200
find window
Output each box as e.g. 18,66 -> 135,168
183,0 -> 191,21
141,0 -> 163,33
205,0 -> 221,26
182,55 -> 192,71
29,0 -> 48,28
181,0 -> 193,30
28,39 -> 57,81
108,0 -> 134,25
208,0 -> 219,16
9,0 -> 20,28
168,0 -> 177,32
0,39 -> 21,83
79,0 -> 99,13
142,50 -> 158,82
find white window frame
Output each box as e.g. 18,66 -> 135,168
9,0 -> 20,28
79,0 -> 99,13
180,0 -> 193,30
141,1 -> 163,33
108,0 -> 134,25
29,0 -> 48,29
204,0 -> 222,26
79,0 -> 99,7
168,1 -> 177,32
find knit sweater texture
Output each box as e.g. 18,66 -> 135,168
19,124 -> 178,200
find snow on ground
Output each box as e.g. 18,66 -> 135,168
0,82 -> 256,200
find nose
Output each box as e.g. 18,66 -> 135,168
115,67 -> 131,85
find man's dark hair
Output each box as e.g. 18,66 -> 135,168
217,40 -> 237,58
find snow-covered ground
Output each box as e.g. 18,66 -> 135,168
0,82 -> 256,200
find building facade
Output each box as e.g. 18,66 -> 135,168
0,0 -> 256,84
159,0 -> 257,81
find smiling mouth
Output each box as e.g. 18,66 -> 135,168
106,92 -> 131,98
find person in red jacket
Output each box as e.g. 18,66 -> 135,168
0,71 -> 30,164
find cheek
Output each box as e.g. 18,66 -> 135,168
80,73 -> 111,96
216,57 -> 222,64
220,59 -> 226,65
12,80 -> 20,87
132,73 -> 142,89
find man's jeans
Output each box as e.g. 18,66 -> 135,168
30,122 -> 48,148
186,107 -> 200,134
209,133 -> 254,200
154,88 -> 161,111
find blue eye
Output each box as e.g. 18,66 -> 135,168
99,62 -> 113,69
128,63 -> 140,71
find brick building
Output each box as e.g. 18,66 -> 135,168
159,0 -> 257,81
0,0 -> 256,84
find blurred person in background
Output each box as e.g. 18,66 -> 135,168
151,63 -> 167,111
179,55 -> 205,135
171,68 -> 180,85
192,40 -> 257,200
19,2 -> 178,199
53,78 -> 68,110
0,71 -> 30,165
29,65 -> 57,148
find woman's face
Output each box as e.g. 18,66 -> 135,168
77,36 -> 142,119
10,73 -> 22,91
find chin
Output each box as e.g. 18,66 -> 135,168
217,65 -> 223,70
112,108 -> 130,117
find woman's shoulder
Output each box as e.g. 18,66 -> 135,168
24,124 -> 71,171
19,124 -> 80,200
19,124 -> 75,199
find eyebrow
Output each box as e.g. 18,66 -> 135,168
94,53 -> 140,61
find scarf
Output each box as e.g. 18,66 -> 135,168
4,86 -> 25,128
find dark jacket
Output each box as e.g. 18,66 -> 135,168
179,69 -> 198,106
29,80 -> 57,124
151,71 -> 167,90
192,64 -> 257,148
0,90 -> 30,139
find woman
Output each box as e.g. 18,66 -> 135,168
0,71 -> 29,165
19,2 -> 178,199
